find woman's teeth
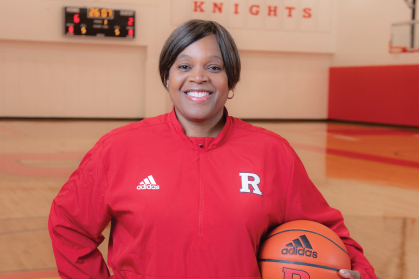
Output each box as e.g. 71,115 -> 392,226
186,92 -> 210,97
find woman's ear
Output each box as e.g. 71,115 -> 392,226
165,71 -> 170,90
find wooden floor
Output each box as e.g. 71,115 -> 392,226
0,119 -> 418,279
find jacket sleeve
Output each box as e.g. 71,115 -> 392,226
48,141 -> 112,279
282,149 -> 377,279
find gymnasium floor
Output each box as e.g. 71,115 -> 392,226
0,119 -> 418,279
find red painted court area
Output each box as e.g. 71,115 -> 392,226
293,143 -> 419,169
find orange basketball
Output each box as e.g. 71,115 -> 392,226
258,220 -> 351,279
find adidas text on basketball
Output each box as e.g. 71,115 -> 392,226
137,175 -> 159,190
281,234 -> 318,258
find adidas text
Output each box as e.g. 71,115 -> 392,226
137,184 -> 159,190
137,175 -> 159,190
281,247 -> 318,258
282,234 -> 318,258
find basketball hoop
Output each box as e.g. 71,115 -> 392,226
389,20 -> 419,53
389,42 -> 408,53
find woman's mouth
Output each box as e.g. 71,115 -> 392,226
184,91 -> 212,102
186,91 -> 211,97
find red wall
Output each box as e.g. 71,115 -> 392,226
328,64 -> 419,127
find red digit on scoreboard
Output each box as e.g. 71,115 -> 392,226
128,17 -> 134,26
73,14 -> 80,23
128,29 -> 134,36
68,26 -> 74,33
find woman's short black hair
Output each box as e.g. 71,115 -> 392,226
159,19 -> 241,90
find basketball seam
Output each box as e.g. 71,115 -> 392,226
263,229 -> 349,255
258,259 -> 341,272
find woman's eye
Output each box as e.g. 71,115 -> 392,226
209,66 -> 221,71
179,65 -> 190,70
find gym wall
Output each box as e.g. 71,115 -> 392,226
329,0 -> 419,127
0,0 -> 336,119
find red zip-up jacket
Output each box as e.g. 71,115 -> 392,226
48,108 -> 377,279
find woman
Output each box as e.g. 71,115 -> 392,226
49,20 -> 376,279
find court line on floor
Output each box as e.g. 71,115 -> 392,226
332,134 -> 359,141
0,269 -> 58,279
0,125 -> 22,136
292,143 -> 419,169
0,216 -> 48,220
0,227 -> 47,236
326,128 -> 418,136
0,152 -> 84,177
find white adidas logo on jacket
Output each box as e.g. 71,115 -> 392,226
137,175 -> 159,190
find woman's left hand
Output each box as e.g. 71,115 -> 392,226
339,269 -> 361,279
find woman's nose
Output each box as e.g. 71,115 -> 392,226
189,66 -> 208,83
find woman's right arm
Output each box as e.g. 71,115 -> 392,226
48,142 -> 112,279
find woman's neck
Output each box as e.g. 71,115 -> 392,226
175,108 -> 226,138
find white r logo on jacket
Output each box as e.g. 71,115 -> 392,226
239,173 -> 262,196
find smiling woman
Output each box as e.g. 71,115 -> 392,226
48,19 -> 376,279
159,20 -> 240,137
166,35 -> 229,137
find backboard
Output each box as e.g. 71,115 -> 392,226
390,20 -> 419,53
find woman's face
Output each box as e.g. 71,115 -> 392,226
167,34 -> 229,124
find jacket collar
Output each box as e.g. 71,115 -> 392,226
169,106 -> 232,151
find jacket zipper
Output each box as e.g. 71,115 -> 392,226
198,145 -> 203,240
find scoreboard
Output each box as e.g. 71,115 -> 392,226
64,7 -> 135,38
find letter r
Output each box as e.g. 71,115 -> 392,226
283,267 -> 310,279
239,173 -> 262,195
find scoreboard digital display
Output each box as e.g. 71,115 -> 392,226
64,7 -> 135,38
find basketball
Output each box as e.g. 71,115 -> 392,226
258,220 -> 351,279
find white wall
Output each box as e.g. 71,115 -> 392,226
0,40 -> 146,118
0,0 -> 167,118
332,0 -> 419,66
0,0 -> 336,119
227,51 -> 330,119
